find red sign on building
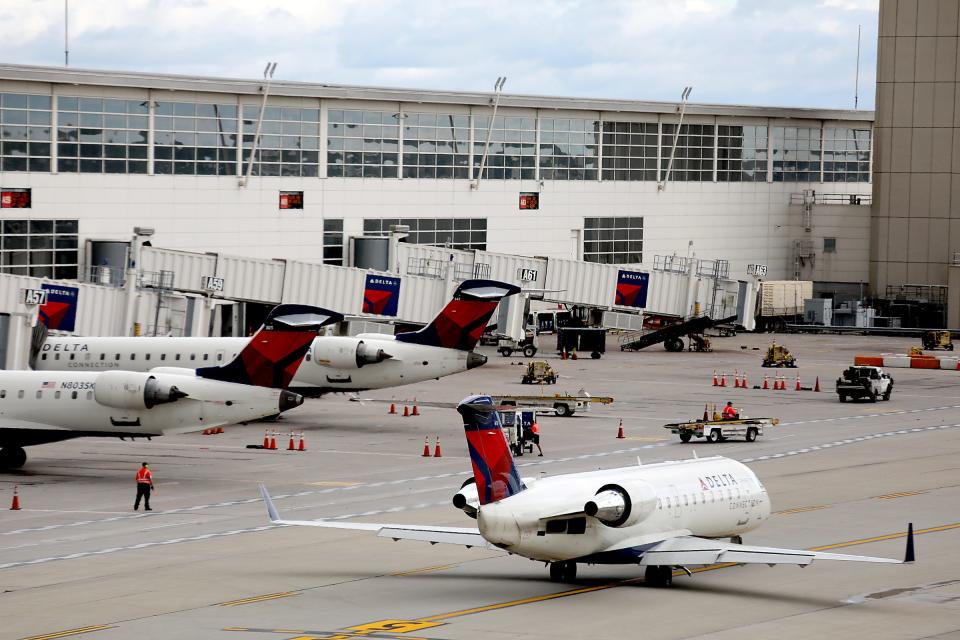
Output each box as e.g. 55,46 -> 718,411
1,188 -> 31,208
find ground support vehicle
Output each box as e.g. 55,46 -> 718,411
836,366 -> 893,402
498,407 -> 539,456
557,327 -> 606,359
521,360 -> 557,384
494,391 -> 614,417
922,330 -> 953,351
498,330 -> 538,357
620,315 -> 737,353
761,341 -> 797,367
664,417 -> 779,443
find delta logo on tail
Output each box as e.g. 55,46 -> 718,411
615,270 -> 650,309
198,305 -> 342,388
459,395 -> 526,505
396,280 -> 521,351
363,275 -> 401,316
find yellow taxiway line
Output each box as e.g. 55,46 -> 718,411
20,626 -> 114,640
219,592 -> 298,607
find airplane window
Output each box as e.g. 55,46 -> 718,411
567,518 -> 587,534
115,354 -> 120,360
55,390 -> 61,399
86,391 -> 93,400
190,354 -> 196,361
41,353 -> 47,360
161,354 -> 166,361
683,495 -> 688,506
85,353 -> 91,361
217,353 -> 223,361
69,354 -> 75,361
305,353 -> 311,362
0,390 -> 5,399
203,354 -> 209,361
18,390 -> 24,399
545,520 -> 567,534
71,391 -> 77,400
175,354 -> 181,361
657,499 -> 661,510
36,390 -> 42,399
145,354 -> 151,361
131,354 -> 136,361
100,354 -> 105,361
55,354 -> 60,360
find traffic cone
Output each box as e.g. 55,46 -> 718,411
288,433 -> 296,450
422,437 -> 430,457
263,431 -> 270,448
269,432 -> 277,450
412,400 -> 420,417
795,375 -> 801,391
10,486 -> 21,511
403,405 -> 410,417
562,348 -> 567,361
713,370 -> 719,386
433,436 -> 442,458
720,372 -> 726,387
616,419 -> 625,439
572,348 -> 578,360
389,402 -> 396,415
762,375 -> 769,390
202,428 -> 211,435
779,376 -> 787,391
703,404 -> 709,421
298,434 -> 306,451
742,373 -> 748,389
814,376 -> 821,392
215,427 -> 223,434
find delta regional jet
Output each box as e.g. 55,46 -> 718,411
260,395 -> 913,586
35,280 -> 520,397
0,304 -> 334,469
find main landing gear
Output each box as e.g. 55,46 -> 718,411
0,446 -> 27,469
549,561 -> 577,582
644,565 -> 674,588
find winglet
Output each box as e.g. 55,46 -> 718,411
259,483 -> 281,523
904,522 -> 915,563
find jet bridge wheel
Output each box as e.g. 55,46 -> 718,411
644,565 -> 674,588
549,561 -> 577,582
0,446 -> 27,469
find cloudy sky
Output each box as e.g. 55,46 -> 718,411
1,0 -> 879,109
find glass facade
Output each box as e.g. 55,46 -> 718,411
772,126 -> 821,182
0,93 -> 51,172
717,125 -> 768,182
402,112 -> 470,179
601,121 -> 658,181
57,97 -> 148,174
660,124 -> 714,181
472,116 -> 535,180
323,219 -> 344,265
823,127 -> 870,182
155,101 -> 238,176
539,118 -> 599,181
583,217 -> 642,265
0,219 -> 79,279
327,110 -> 399,178
241,105 -> 319,177
363,218 -> 486,251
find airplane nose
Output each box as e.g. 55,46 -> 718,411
278,390 -> 304,413
467,351 -> 488,369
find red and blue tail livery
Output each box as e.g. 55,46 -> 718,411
197,304 -> 342,389
458,395 -> 526,505
396,280 -> 520,351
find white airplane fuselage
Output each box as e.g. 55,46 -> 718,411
469,457 -> 770,563
0,370 -> 293,436
35,334 -> 479,396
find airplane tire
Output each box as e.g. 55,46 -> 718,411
549,561 -> 577,582
645,565 -> 673,587
0,446 -> 27,469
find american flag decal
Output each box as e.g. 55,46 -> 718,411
41,381 -> 57,389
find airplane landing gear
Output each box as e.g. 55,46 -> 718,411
0,446 -> 27,469
549,561 -> 577,582
644,565 -> 674,588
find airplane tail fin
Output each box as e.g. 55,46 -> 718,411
458,395 -> 526,505
197,304 -> 342,388
395,279 -> 520,351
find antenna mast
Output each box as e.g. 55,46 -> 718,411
854,24 -> 861,108
64,0 -> 69,67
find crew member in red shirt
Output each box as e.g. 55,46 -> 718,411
721,402 -> 738,420
134,462 -> 154,511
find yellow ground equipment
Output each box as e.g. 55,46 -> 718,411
908,346 -> 924,356
921,330 -> 953,351
521,360 -> 558,385
761,341 -> 797,368
688,334 -> 712,352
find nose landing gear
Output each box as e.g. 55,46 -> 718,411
548,560 -> 577,582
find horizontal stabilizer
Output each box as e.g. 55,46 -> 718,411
637,535 -> 902,567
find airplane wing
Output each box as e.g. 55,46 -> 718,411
636,534 -> 905,566
259,484 -> 494,549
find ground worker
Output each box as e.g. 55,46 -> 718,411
134,462 -> 154,511
722,402 -> 738,420
529,420 -> 543,457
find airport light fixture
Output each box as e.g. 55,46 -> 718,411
240,62 -> 278,188
658,86 -> 693,192
471,76 -> 507,191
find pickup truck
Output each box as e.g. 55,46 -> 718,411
836,366 -> 893,402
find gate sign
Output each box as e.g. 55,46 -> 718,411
39,284 -> 79,332
363,274 -> 401,316
615,270 -> 650,309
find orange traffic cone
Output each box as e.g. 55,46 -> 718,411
720,372 -> 726,387
298,434 -> 306,451
712,370 -> 719,386
202,428 -> 210,435
571,348 -> 578,360
703,404 -> 709,421
779,376 -> 787,391
433,436 -> 442,458
795,375 -> 801,391
562,349 -> 567,360
616,419 -> 625,439
742,373 -> 748,389
10,485 -> 21,511
422,436 -> 431,457
389,402 -> 397,415
412,400 -> 420,417
762,375 -> 769,390
269,433 -> 277,450
215,427 -> 224,434
814,376 -> 821,392
288,433 -> 296,450
263,431 -> 270,448
403,405 -> 410,417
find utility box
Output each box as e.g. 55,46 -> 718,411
803,298 -> 832,326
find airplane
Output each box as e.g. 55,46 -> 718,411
259,394 -> 913,587
34,279 -> 521,397
0,304 -> 334,469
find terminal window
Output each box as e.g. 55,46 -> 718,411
823,128 -> 870,183
0,219 -> 79,279
154,101 -> 238,176
242,105 -> 319,177
57,97 -> 149,174
539,118 -> 599,181
472,116 -> 535,180
0,93 -> 52,172
363,218 -> 486,251
601,121 -> 658,182
660,124 -> 714,181
772,126 -> 821,182
717,125 -> 768,182
327,110 -> 399,178
402,112 -> 470,179
323,219 -> 344,265
583,217 -> 642,265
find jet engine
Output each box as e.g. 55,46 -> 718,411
310,337 -> 392,369
94,371 -> 188,410
583,480 -> 658,528
452,478 -> 479,519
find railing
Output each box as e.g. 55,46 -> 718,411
139,269 -> 174,289
696,259 -> 729,279
87,265 -> 125,287
653,255 -> 688,274
789,192 -> 871,206
884,284 -> 947,304
406,257 -> 445,279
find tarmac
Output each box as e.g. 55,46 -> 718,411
1,332 -> 959,640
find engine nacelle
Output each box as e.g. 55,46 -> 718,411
453,478 -> 479,519
584,480 -> 657,528
94,371 -> 187,411
310,337 -> 391,369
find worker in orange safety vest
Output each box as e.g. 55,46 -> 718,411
722,402 -> 738,421
134,462 -> 154,511
529,420 -> 543,457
